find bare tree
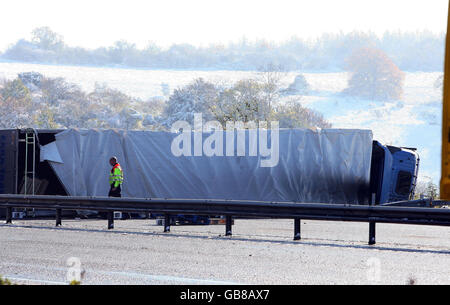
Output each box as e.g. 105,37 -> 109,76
31,26 -> 64,50
257,63 -> 287,109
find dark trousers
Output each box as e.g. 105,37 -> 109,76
108,185 -> 122,197
108,185 -> 130,219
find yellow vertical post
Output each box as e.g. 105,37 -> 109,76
441,1 -> 450,199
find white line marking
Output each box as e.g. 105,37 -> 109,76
95,270 -> 241,285
3,275 -> 66,285
1,262 -> 242,285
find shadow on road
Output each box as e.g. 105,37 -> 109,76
1,222 -> 449,256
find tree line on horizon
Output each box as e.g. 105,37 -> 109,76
0,27 -> 445,72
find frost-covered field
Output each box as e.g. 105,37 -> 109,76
300,71 -> 442,185
0,62 -> 443,183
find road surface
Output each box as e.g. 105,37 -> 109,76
0,218 -> 449,284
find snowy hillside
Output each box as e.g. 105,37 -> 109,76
0,62 -> 443,184
299,72 -> 442,186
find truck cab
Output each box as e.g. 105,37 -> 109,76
370,141 -> 420,204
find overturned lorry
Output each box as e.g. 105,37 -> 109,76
0,128 -> 419,210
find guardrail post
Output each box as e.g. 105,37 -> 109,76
369,193 -> 376,245
225,215 -> 232,236
6,207 -> 12,224
164,214 -> 170,232
369,222 -> 376,245
107,211 -> 114,229
294,218 -> 301,240
56,209 -> 62,227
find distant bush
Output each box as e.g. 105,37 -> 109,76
18,71 -> 44,89
1,78 -> 31,103
0,78 -> 34,129
343,47 -> 405,101
163,78 -> 220,127
281,74 -> 310,96
274,100 -> 331,129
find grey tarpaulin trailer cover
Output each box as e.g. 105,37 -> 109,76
40,128 -> 373,204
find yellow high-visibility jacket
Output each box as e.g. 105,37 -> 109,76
109,163 -> 124,188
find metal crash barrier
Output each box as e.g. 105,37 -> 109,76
0,194 -> 449,245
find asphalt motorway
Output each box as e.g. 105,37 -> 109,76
0,218 -> 449,285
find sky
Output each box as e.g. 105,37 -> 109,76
0,0 -> 448,51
